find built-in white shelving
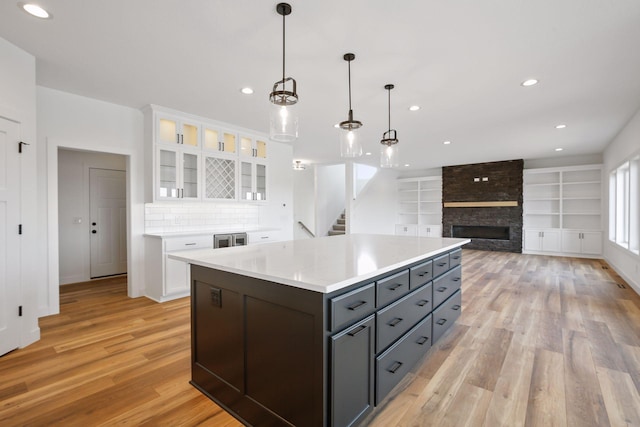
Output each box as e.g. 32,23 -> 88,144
523,164 -> 603,257
396,176 -> 442,237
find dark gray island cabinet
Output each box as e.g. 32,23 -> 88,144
175,235 -> 468,427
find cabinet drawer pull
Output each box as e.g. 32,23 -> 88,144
347,300 -> 367,311
452,278 -> 461,282
185,243 -> 197,246
416,336 -> 429,345
436,287 -> 447,293
388,283 -> 404,291
436,262 -> 447,267
417,299 -> 429,307
452,255 -> 461,260
389,318 -> 403,327
436,318 -> 447,326
417,271 -> 429,277
347,325 -> 368,337
388,361 -> 403,374
452,305 -> 461,311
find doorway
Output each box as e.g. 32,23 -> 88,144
58,149 -> 127,285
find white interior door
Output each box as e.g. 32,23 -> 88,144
90,168 -> 127,278
0,117 -> 21,356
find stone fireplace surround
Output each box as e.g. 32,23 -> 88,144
442,159 -> 523,252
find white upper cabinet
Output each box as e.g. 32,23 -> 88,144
240,135 -> 267,159
156,115 -> 200,149
144,105 -> 271,203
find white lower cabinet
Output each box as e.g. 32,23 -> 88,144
524,229 -> 561,253
395,224 -> 418,236
247,229 -> 281,245
418,224 -> 442,237
561,230 -> 602,256
145,235 -> 213,302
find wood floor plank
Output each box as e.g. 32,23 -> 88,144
2,250 -> 640,426
562,329 -> 610,427
597,366 -> 640,426
482,343 -> 535,427
524,349 -> 567,427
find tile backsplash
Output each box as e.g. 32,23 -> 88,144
145,202 -> 261,234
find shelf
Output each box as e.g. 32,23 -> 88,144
524,197 -> 561,201
527,212 -> 560,215
562,180 -> 601,186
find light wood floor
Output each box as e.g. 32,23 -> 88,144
1,250 -> 639,426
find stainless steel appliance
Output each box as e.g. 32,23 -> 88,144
214,232 -> 247,248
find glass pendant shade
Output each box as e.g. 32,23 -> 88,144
270,102 -> 299,142
339,126 -> 362,157
380,142 -> 399,168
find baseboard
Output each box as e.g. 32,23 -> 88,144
20,325 -> 40,349
605,256 -> 640,297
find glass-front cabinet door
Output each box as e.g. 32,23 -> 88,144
256,163 -> 267,201
240,161 -> 267,202
156,148 -> 200,200
240,136 -> 267,159
158,148 -> 179,199
157,116 -> 200,148
204,127 -> 236,155
181,152 -> 199,199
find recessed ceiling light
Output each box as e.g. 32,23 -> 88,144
404,164 -> 410,167
555,124 -> 567,129
409,105 -> 420,111
443,140 -> 451,145
365,152 -> 372,156
555,148 -> 563,152
333,123 -> 340,128
18,2 -> 51,19
521,79 -> 538,87
240,87 -> 254,95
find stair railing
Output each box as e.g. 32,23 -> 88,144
298,221 -> 315,238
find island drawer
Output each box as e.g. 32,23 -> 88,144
449,249 -> 462,268
409,260 -> 433,289
432,289 -> 462,343
376,269 -> 410,307
330,283 -> 376,332
432,253 -> 450,278
376,283 -> 432,353
432,265 -> 462,308
376,314 -> 432,404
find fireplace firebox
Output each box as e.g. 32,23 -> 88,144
452,225 -> 510,240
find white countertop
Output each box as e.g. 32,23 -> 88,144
169,234 -> 470,294
144,228 -> 279,238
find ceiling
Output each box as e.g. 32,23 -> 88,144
2,0 -> 640,170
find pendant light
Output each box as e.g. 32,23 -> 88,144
269,3 -> 299,142
339,53 -> 363,158
380,84 -> 399,168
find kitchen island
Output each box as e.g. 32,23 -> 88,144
171,234 -> 469,427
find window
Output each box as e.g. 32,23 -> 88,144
609,155 -> 640,254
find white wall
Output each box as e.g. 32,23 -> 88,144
351,168 -> 400,235
0,37 -> 39,347
37,86 -> 145,314
316,164 -> 345,236
603,107 -> 640,294
293,166 -> 316,239
258,140 -> 294,241
58,149 -> 126,284
524,153 -> 603,169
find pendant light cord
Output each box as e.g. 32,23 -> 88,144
282,12 -> 286,85
348,60 -> 352,111
387,87 -> 391,132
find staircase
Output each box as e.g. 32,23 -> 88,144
328,212 -> 346,236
